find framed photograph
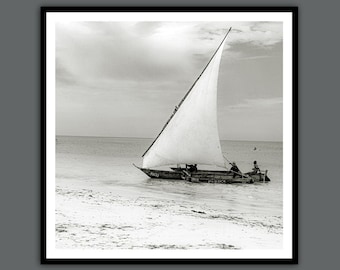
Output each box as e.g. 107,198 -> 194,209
42,7 -> 297,263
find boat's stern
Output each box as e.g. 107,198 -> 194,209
246,171 -> 271,182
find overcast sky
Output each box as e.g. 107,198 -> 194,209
56,21 -> 283,141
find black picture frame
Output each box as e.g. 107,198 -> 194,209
41,6 -> 298,264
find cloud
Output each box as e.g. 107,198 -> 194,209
225,97 -> 283,110
238,55 -> 271,60
56,22 -> 196,85
229,22 -> 283,47
56,21 -> 282,88
55,21 -> 283,140
218,97 -> 283,141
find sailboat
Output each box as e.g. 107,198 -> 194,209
134,27 -> 270,184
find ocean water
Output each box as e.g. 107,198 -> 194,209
55,136 -> 283,249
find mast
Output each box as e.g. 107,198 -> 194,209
142,27 -> 232,157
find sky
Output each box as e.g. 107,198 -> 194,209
56,21 -> 283,141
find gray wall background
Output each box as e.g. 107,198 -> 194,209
1,0 -> 338,269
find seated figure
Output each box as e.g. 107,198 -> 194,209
252,160 -> 260,174
230,162 -> 240,178
186,164 -> 197,173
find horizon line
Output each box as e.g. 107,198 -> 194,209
56,134 -> 283,143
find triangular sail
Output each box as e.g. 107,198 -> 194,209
142,30 -> 229,169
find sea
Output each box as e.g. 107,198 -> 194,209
55,136 -> 283,250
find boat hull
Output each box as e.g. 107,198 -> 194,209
139,167 -> 183,180
136,165 -> 270,184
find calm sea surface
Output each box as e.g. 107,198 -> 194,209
56,136 -> 283,219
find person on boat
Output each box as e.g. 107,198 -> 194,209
252,160 -> 260,174
187,164 -> 197,173
230,162 -> 240,178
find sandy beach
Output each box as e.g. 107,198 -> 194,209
56,177 -> 282,250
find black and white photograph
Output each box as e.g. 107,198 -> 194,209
42,7 -> 297,262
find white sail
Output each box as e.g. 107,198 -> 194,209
142,37 -> 227,169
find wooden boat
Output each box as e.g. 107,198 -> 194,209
134,164 -> 269,184
135,27 -> 271,184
